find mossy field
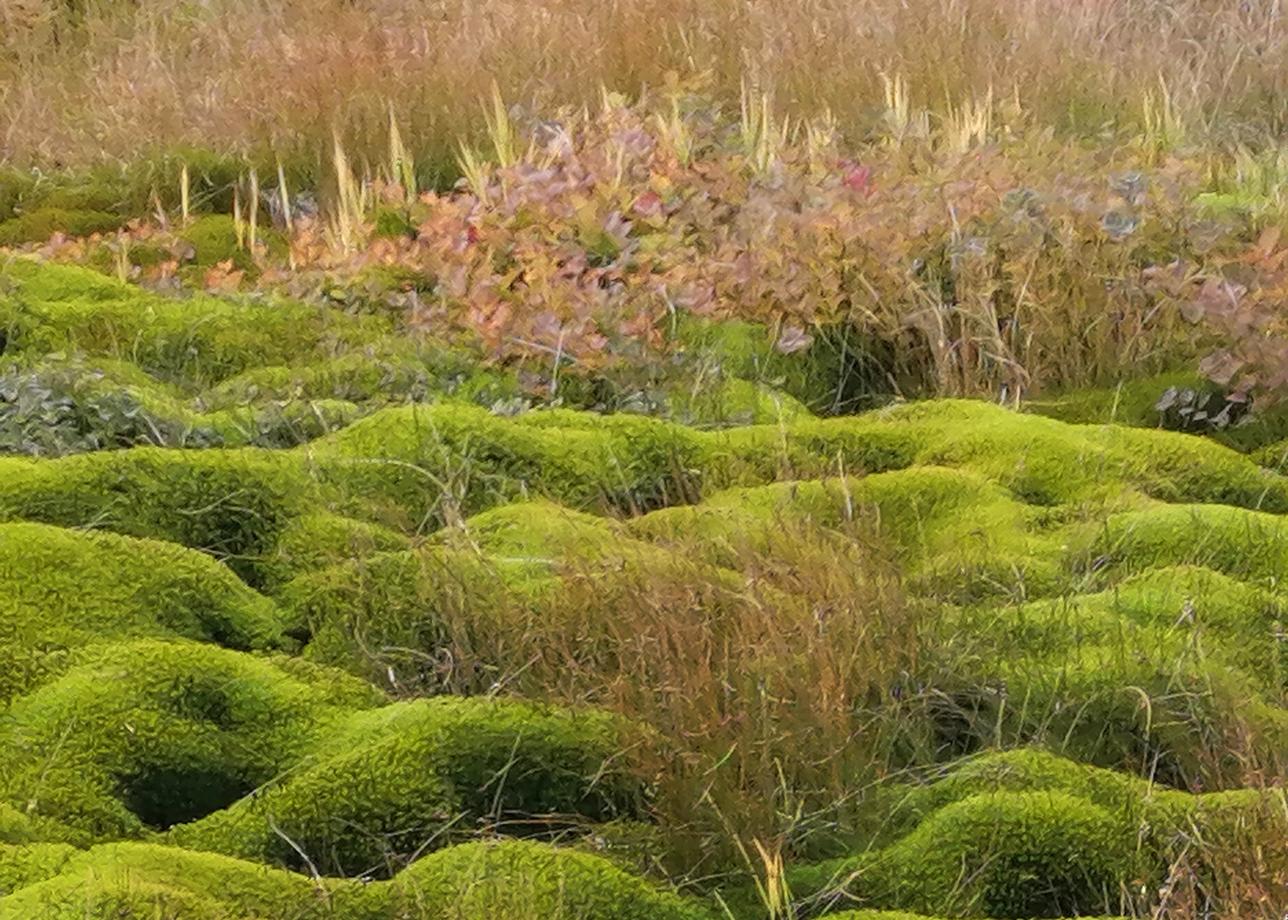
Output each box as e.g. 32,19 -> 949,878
9,2 -> 1288,918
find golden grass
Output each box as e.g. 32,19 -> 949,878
2,0 -> 1287,171
400,520 -> 920,878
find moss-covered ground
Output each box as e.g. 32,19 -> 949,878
1,256 -> 1286,918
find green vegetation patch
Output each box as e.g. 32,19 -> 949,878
0,522 -> 288,700
0,260 -> 387,388
0,640 -> 379,843
0,445 -> 318,583
169,696 -> 649,876
0,838 -> 713,920
789,749 -> 1285,919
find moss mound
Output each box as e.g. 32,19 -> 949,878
0,640 -> 379,843
0,260 -> 385,388
0,839 -> 713,920
0,842 -> 338,919
0,446 -> 317,582
789,749 -> 1287,919
796,789 -> 1135,918
365,838 -> 714,920
0,522 -> 288,699
309,402 -> 708,527
169,696 -> 648,877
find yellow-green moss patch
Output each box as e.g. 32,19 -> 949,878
0,522 -> 288,700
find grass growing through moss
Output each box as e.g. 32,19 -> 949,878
6,7 -> 1288,916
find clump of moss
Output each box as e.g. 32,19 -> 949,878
0,639 -> 380,842
309,402 -> 708,529
360,838 -> 715,920
258,511 -> 411,593
0,209 -> 126,246
0,522 -> 288,700
0,842 -> 340,919
442,499 -> 652,565
793,790 -> 1136,918
1088,502 -> 1288,580
929,571 -> 1288,787
663,376 -> 811,426
201,351 -> 439,408
170,696 -> 649,877
0,446 -> 317,583
770,399 -> 1288,512
631,466 -> 1065,602
0,260 -> 387,388
0,842 -> 79,896
277,545 -> 530,682
790,749 -> 1287,919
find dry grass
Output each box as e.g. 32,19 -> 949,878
403,519 -> 922,879
2,0 -> 1288,171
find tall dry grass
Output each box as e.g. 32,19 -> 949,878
349,518 -> 923,880
2,0 -> 1287,171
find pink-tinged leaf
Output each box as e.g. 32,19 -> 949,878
776,324 -> 814,354
1177,297 -> 1205,324
632,190 -> 664,218
840,161 -> 872,195
1198,351 -> 1244,387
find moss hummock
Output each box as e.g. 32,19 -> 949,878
0,839 -> 715,920
0,522 -> 288,700
169,695 -> 648,877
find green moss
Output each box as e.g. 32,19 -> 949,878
664,376 -> 812,426
0,639 -> 380,842
309,403 -> 707,529
932,568 -> 1288,785
170,697 -> 647,876
870,750 -> 1147,839
1032,371 -> 1288,455
0,522 -> 288,700
283,500 -> 738,685
0,842 -> 339,919
202,347 -> 520,411
1090,502 -> 1288,579
363,839 -> 714,920
0,446 -> 317,583
789,749 -> 1287,919
444,499 -> 645,563
278,545 -> 534,681
258,511 -> 411,592
792,790 -> 1135,918
632,467 -> 1064,601
1027,373 -> 1205,428
0,260 -> 388,387
177,214 -> 287,272
204,352 -> 427,408
0,839 -> 711,920
775,400 -> 1288,511
0,843 -> 78,896
0,209 -> 125,246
